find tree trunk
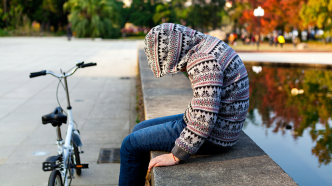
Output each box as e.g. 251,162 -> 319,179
41,22 -> 45,32
47,21 -> 50,31
233,19 -> 238,33
212,4 -> 217,30
3,0 -> 7,13
212,14 -> 217,30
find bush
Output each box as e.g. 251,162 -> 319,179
64,0 -> 123,39
0,29 -> 10,36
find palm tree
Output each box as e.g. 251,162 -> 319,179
64,0 -> 122,38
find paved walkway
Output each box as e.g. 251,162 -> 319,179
0,37 -> 138,186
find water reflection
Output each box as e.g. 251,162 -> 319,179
245,65 -> 332,166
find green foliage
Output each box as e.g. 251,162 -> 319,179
64,0 -> 122,38
116,1 -> 129,28
186,0 -> 225,31
126,0 -> 226,32
0,7 -> 3,27
1,0 -> 69,33
29,0 -> 62,25
300,0 -> 332,38
128,0 -> 156,28
1,2 -> 34,35
153,4 -> 171,24
42,0 -> 58,13
0,28 -> 9,36
1,3 -> 24,29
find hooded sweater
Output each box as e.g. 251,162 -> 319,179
144,23 -> 249,160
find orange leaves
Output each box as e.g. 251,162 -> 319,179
237,0 -> 305,33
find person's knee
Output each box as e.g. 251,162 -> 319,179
120,135 -> 133,154
132,125 -> 140,133
132,122 -> 146,132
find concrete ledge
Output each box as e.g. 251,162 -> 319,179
138,49 -> 298,186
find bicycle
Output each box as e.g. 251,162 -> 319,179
29,61 -> 97,186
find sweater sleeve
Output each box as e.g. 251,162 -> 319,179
171,58 -> 223,160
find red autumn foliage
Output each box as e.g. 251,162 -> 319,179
236,0 -> 305,34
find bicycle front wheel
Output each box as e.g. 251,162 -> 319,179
73,145 -> 81,176
48,170 -> 63,186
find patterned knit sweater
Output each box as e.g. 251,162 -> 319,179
144,23 -> 249,160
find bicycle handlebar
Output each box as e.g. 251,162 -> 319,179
30,70 -> 47,78
29,62 -> 97,79
80,63 -> 97,68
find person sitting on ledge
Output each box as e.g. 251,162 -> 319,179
119,23 -> 249,186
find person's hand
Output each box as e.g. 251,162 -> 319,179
148,153 -> 180,172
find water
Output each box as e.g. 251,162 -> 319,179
243,64 -> 332,186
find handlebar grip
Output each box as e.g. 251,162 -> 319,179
30,70 -> 47,78
81,63 -> 97,68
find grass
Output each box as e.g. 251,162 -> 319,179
120,35 -> 145,40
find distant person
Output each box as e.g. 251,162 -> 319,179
255,34 -> 260,48
233,33 -> 238,46
241,33 -> 246,44
229,33 -> 236,45
278,35 -> 285,48
233,33 -> 238,41
251,34 -> 255,45
268,33 -> 273,46
66,23 -> 72,41
292,36 -> 299,49
274,35 -> 278,47
245,36 -> 250,45
119,23 -> 249,186
228,33 -> 233,45
225,33 -> 230,44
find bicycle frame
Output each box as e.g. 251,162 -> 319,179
61,76 -> 77,186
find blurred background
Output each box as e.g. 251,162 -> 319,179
0,0 -> 331,50
0,0 -> 332,185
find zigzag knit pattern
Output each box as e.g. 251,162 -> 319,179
144,23 -> 249,158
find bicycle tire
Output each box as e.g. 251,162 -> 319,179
48,170 -> 63,186
73,145 -> 81,176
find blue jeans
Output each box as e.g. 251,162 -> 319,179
119,114 -> 185,186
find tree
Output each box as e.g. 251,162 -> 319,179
187,0 -> 225,32
208,0 -> 226,30
229,1 -> 251,32
0,0 -> 69,32
153,3 -> 171,24
3,0 -> 7,13
64,0 -> 122,38
38,0 -> 58,31
237,0 -> 304,34
300,0 -> 332,42
169,0 -> 189,25
129,0 -> 156,28
1,0 -> 24,29
280,0 -> 304,32
116,1 -> 129,29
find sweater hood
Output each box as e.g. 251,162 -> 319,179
144,23 -> 205,78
